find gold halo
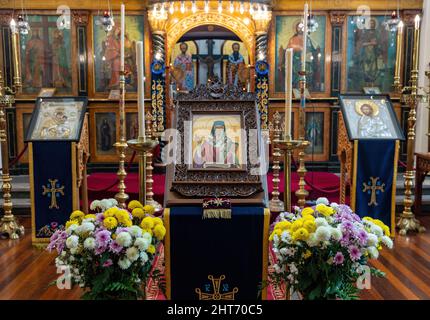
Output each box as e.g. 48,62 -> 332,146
355,101 -> 380,116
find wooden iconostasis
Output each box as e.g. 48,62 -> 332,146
0,6 -> 421,170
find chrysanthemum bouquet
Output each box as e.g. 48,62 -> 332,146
270,197 -> 393,300
47,199 -> 166,300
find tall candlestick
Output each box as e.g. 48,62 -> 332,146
285,48 -> 293,139
413,15 -> 420,72
136,41 -> 145,138
301,3 -> 308,72
120,4 -> 125,72
394,21 -> 403,91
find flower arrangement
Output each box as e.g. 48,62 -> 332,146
270,197 -> 393,300
47,199 -> 166,300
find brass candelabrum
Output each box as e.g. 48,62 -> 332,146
269,112 -> 284,213
275,136 -> 304,213
0,70 -> 24,239
114,71 -> 129,208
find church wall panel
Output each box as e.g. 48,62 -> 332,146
15,102 -> 34,164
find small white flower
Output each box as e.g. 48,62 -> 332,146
367,246 -> 379,259
315,217 -> 329,227
330,227 -> 342,241
66,224 -> 78,235
118,257 -> 132,270
142,232 -> 152,242
128,225 -> 143,238
100,199 -> 112,210
55,257 -> 64,266
279,248 -> 288,256
69,256 -> 75,262
134,237 -> 150,251
371,225 -> 384,237
274,264 -> 284,274
287,274 -> 295,284
78,222 -> 95,235
116,232 -> 132,247
306,233 -> 319,247
70,247 -> 79,255
83,237 -> 96,250
66,235 -> 79,249
126,247 -> 140,262
289,263 -> 298,274
330,202 -> 339,210
281,230 -> 291,243
90,200 -> 101,211
381,235 -> 393,249
367,233 -> 378,246
140,251 -> 149,264
316,197 -> 329,205
273,234 -> 280,245
315,226 -> 331,242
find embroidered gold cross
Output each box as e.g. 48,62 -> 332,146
362,177 -> 385,206
42,179 -> 65,209
195,275 -> 238,300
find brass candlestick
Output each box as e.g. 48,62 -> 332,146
275,137 -> 302,213
295,141 -> 310,209
127,136 -> 158,206
114,71 -> 129,208
397,17 -> 425,235
144,112 -> 162,213
269,112 -> 284,213
0,70 -> 24,239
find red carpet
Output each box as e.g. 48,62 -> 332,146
87,171 -> 346,208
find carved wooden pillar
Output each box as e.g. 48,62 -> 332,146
329,12 -> 346,97
72,11 -> 89,96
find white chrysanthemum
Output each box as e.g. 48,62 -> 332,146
128,225 -> 143,238
116,232 -> 132,247
315,226 -> 331,242
82,217 -> 96,223
61,251 -> 67,257
289,263 -> 298,274
274,264 -> 285,274
108,198 -> 118,207
330,202 -> 339,210
66,235 -> 79,249
77,222 -> 95,235
90,200 -> 101,211
306,233 -> 319,247
330,227 -> 342,241
316,197 -> 329,205
55,257 -> 64,267
142,232 -> 152,242
126,247 -> 140,262
83,237 -> 96,250
371,224 -> 384,237
381,235 -> 393,249
100,199 -> 112,210
315,217 -> 329,227
140,251 -> 149,264
118,257 -> 132,270
70,247 -> 79,255
279,247 -> 288,256
279,212 -> 286,220
367,246 -> 379,259
69,256 -> 75,262
281,230 -> 291,243
367,233 -> 378,246
273,234 -> 280,245
134,237 -> 150,251
66,223 -> 78,235
286,274 -> 295,284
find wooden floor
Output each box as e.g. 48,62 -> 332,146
1,216 -> 430,300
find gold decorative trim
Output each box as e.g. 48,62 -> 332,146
163,208 -> 171,300
29,142 -> 37,244
165,12 -> 255,65
351,140 -> 358,212
391,140 -> 400,238
261,208 -> 270,300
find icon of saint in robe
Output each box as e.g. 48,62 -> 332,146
102,25 -> 121,89
226,42 -> 246,89
100,119 -> 112,151
193,121 -> 239,169
356,102 -> 391,138
173,42 -> 194,91
24,28 -> 45,89
52,30 -> 71,88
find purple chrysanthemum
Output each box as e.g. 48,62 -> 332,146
95,245 -> 107,255
333,252 -> 345,265
357,229 -> 368,246
96,213 -> 105,224
109,241 -> 123,254
95,229 -> 111,246
103,259 -> 113,267
349,245 -> 361,261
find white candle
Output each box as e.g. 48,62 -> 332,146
136,41 -> 145,138
120,4 -> 125,72
285,48 -> 293,138
302,3 -> 308,72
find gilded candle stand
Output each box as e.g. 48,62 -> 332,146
269,112 -> 284,213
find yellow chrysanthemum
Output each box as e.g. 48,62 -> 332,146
70,210 -> 85,220
65,220 -> 79,230
303,250 -> 312,259
153,217 -> 164,226
274,221 -> 291,231
131,208 -> 145,219
84,214 -> 96,220
303,214 -> 315,221
292,227 -> 309,241
147,244 -> 156,254
103,217 -> 118,230
303,220 -> 316,233
290,219 -> 304,232
153,224 -> 166,240
316,204 -> 334,217
128,200 -> 144,210
141,216 -> 154,230
143,204 -> 155,216
115,209 -> 130,223
363,217 -> 374,222
269,228 -> 283,241
383,226 -> 390,237
301,207 -> 314,216
104,207 -> 119,218
143,228 -> 153,236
